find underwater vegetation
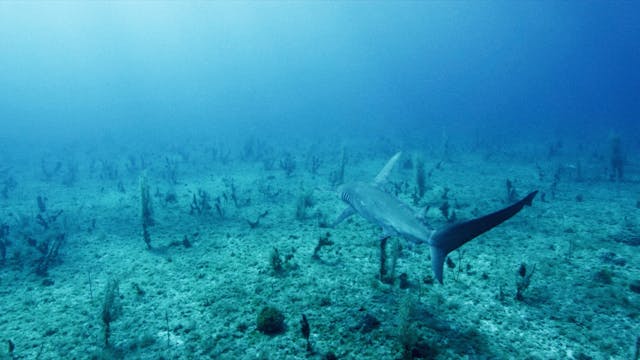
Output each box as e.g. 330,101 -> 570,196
0,133 -> 637,359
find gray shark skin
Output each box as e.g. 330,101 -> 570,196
333,152 -> 538,284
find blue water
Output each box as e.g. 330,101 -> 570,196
1,2 -> 638,146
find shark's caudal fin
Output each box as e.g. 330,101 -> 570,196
430,190 -> 538,284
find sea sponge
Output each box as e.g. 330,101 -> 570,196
256,306 -> 285,335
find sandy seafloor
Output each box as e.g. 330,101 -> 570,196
0,145 -> 639,360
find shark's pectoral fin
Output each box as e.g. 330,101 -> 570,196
332,207 -> 355,228
430,190 -> 538,283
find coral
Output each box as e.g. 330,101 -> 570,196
300,314 -> 312,352
609,134 -> 624,181
415,155 -> 426,199
506,179 -> 518,203
247,210 -> 269,229
190,189 -> 212,215
256,306 -> 285,335
312,232 -> 334,260
35,233 -> 64,276
309,155 -> 322,175
269,247 -> 295,275
379,237 -> 400,285
515,263 -> 535,301
269,247 -> 283,273
294,190 -> 315,221
397,296 -> 418,359
329,149 -> 347,187
355,313 -> 380,334
593,268 -> 614,285
164,156 -> 179,185
439,201 -> 456,222
140,173 -> 154,249
279,152 -> 296,177
102,279 -> 121,347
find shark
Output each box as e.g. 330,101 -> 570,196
333,152 -> 538,284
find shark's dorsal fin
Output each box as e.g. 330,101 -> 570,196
373,152 -> 402,185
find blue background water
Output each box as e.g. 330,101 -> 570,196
0,2 -> 638,148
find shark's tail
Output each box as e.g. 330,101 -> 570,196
429,190 -> 538,284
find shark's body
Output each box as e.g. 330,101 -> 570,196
338,181 -> 433,244
334,152 -> 537,283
